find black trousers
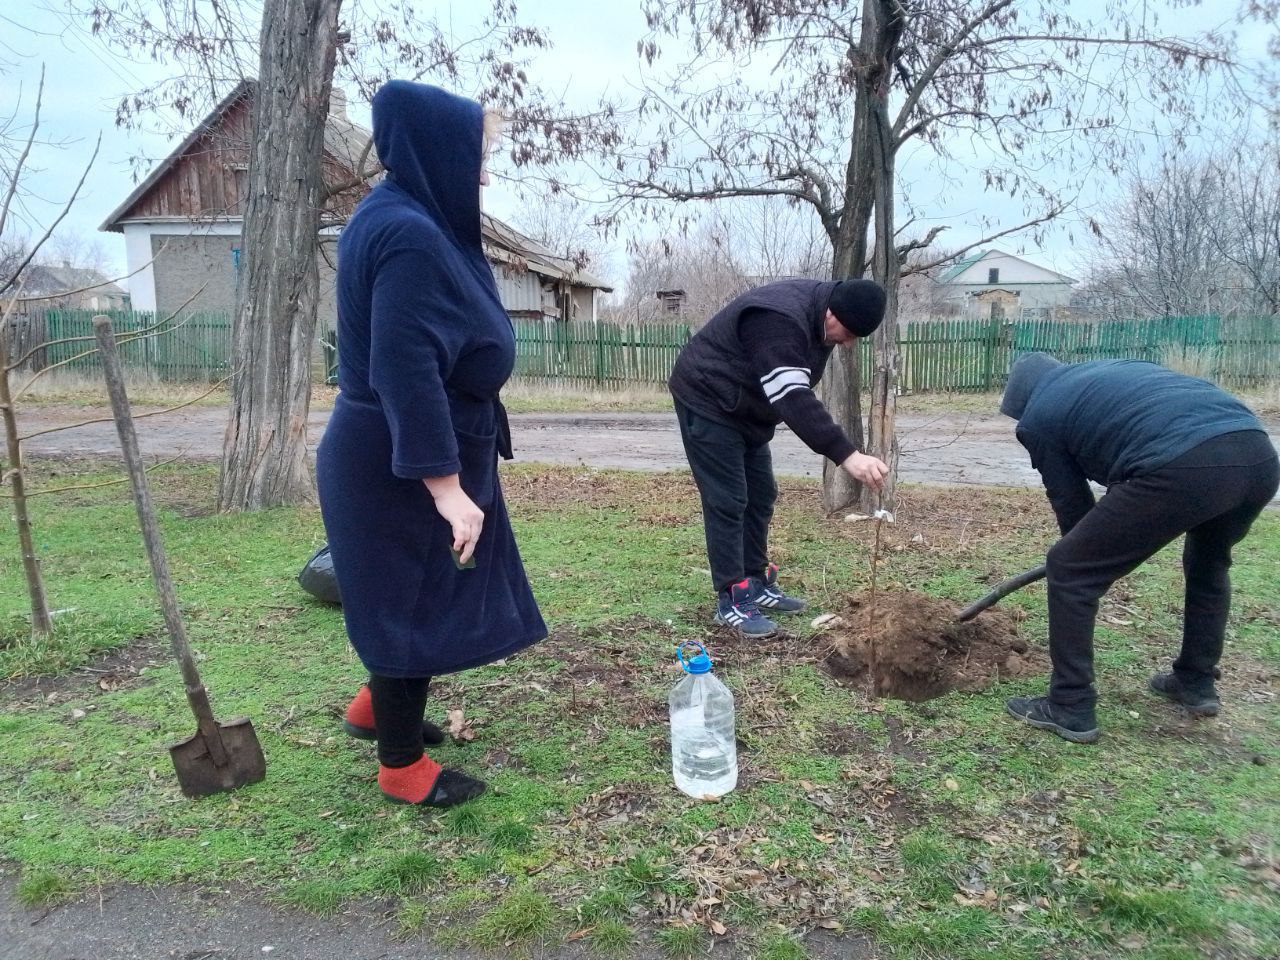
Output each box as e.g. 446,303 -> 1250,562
1045,431 -> 1279,706
368,674 -> 431,767
675,400 -> 778,593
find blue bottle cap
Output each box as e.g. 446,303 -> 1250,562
677,641 -> 713,674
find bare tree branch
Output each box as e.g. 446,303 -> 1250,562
0,133 -> 102,297
903,208 -> 1064,276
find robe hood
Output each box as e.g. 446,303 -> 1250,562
371,80 -> 485,251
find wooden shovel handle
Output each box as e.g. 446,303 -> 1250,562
93,317 -> 226,761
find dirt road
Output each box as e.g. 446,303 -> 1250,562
15,404 -> 1280,496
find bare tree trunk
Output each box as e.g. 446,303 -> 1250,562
218,0 -> 342,511
822,0 -> 905,514
860,0 -> 906,513
862,103 -> 901,512
821,28 -> 879,515
0,327 -> 52,638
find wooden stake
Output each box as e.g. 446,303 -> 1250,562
0,307 -> 52,638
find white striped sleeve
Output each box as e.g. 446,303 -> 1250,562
760,365 -> 812,403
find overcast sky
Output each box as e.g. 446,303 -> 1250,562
3,0 -> 1274,292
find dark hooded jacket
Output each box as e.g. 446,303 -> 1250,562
1003,353 -> 1266,533
316,81 -> 545,677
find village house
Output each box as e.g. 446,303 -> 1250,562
933,249 -> 1076,320
99,80 -> 611,332
11,262 -> 129,315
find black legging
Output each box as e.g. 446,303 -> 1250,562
368,674 -> 432,767
1045,431 -> 1279,706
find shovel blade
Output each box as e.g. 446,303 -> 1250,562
169,716 -> 266,798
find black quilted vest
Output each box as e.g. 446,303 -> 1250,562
668,278 -> 838,444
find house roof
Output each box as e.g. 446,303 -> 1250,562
101,81 -> 612,293
481,213 -> 612,291
321,89 -> 377,173
938,248 -> 1076,285
100,80 -> 378,233
15,263 -> 126,300
100,81 -> 253,233
938,250 -> 988,283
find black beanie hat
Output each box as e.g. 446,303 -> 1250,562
828,279 -> 887,336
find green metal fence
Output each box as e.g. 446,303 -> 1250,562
14,309 -> 1278,390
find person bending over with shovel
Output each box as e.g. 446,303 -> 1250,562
669,278 -> 890,638
1001,352 -> 1278,743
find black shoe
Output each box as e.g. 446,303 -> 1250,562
1006,695 -> 1100,744
421,768 -> 488,807
1149,672 -> 1220,718
380,759 -> 487,808
344,684 -> 446,745
715,579 -> 779,637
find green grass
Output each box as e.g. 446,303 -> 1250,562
1,461 -> 1277,959
469,887 -> 559,947
14,867 -> 73,906
589,918 -> 636,954
655,924 -> 706,958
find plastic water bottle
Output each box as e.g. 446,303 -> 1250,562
669,641 -> 737,799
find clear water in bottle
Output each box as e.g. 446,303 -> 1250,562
669,642 -> 737,799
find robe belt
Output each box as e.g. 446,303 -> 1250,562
494,396 -> 514,461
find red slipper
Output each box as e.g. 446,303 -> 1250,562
378,755 -> 486,808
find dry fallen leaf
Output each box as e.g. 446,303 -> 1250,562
709,920 -> 727,936
446,708 -> 477,743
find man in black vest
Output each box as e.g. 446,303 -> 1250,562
669,278 -> 890,637
1001,353 -> 1278,743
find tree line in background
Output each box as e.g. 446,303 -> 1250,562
1079,143 -> 1280,320
584,132 -> 1280,328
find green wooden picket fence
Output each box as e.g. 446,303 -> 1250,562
512,320 -> 692,386
896,314 -> 1279,391
14,309 -> 1278,390
34,309 -> 233,381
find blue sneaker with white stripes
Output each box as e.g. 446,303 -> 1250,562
715,578 -> 779,637
753,563 -> 807,614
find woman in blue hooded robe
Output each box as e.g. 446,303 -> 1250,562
317,81 -> 546,807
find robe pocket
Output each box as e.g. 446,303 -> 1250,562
455,427 -> 499,509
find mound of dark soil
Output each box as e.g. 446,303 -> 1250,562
824,590 -> 1045,701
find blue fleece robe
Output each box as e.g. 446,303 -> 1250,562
316,81 -> 546,677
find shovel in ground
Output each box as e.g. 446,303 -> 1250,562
956,563 -> 1047,623
93,316 -> 266,798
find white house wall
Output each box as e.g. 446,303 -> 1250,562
941,282 -> 1075,316
950,251 -> 1069,285
120,220 -> 242,312
122,219 -> 597,325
